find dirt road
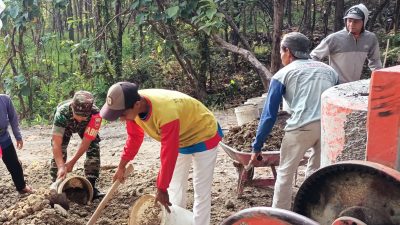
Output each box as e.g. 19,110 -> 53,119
0,109 -> 305,224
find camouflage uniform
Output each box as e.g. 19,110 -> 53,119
50,94 -> 102,183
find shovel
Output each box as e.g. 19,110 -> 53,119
86,164 -> 134,225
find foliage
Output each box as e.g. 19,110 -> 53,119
0,0 -> 398,124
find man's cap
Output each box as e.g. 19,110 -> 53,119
72,91 -> 94,117
100,82 -> 140,121
343,5 -> 365,20
281,32 -> 311,59
343,4 -> 369,29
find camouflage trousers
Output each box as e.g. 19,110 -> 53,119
50,135 -> 100,182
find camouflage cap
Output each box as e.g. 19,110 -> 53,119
72,91 -> 94,117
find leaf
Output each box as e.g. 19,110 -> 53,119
206,8 -> 217,20
20,85 -> 31,96
130,1 -> 140,10
15,74 -> 26,85
165,6 -> 179,18
8,5 -> 20,19
157,45 -> 163,53
136,13 -> 146,25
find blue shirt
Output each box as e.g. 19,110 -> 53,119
0,94 -> 22,149
252,60 -> 338,152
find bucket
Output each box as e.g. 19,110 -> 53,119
245,97 -> 266,117
128,194 -> 193,225
57,175 -> 93,204
234,104 -> 258,126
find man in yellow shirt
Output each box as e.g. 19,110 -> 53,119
100,82 -> 223,225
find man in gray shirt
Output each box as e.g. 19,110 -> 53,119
311,4 -> 382,84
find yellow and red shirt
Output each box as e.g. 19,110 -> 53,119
121,89 -> 223,191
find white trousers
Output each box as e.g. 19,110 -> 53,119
168,146 -> 218,225
272,121 -> 321,210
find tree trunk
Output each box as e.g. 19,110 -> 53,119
17,28 -> 32,120
198,33 -> 209,92
300,0 -> 312,35
311,0 -> 316,35
334,0 -> 344,31
151,15 -> 207,100
72,0 -> 80,41
93,0 -> 102,51
395,0 -> 400,33
220,8 -> 269,90
67,0 -> 74,41
212,34 -> 272,90
286,0 -> 292,26
271,0 -> 284,74
323,0 -> 333,36
78,0 -> 84,38
229,1 -> 241,73
114,0 -> 123,79
367,0 -> 390,31
85,0 -> 90,38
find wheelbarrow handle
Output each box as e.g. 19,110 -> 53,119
244,154 -> 263,171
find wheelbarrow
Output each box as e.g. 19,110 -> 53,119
220,142 -> 308,198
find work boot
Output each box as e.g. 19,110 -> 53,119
88,178 -> 105,200
93,187 -> 105,199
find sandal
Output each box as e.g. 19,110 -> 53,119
19,185 -> 34,194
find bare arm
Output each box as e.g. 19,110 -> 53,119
65,137 -> 92,172
52,135 -> 65,168
113,159 -> 130,182
52,134 -> 67,179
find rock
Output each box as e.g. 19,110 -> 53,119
225,200 -> 235,209
15,210 -> 26,219
54,204 -> 68,217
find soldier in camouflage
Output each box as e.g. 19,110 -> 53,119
50,91 -> 105,199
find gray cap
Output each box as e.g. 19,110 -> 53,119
281,32 -> 311,59
100,82 -> 141,121
343,4 -> 369,29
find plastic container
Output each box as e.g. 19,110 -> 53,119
245,97 -> 266,117
234,104 -> 258,126
57,175 -> 93,204
128,194 -> 193,225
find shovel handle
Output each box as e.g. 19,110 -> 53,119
86,164 -> 134,225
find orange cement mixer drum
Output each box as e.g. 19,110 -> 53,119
220,207 -> 319,225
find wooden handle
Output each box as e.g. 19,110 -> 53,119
86,164 -> 134,225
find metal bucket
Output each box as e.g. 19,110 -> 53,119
57,175 -> 93,205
